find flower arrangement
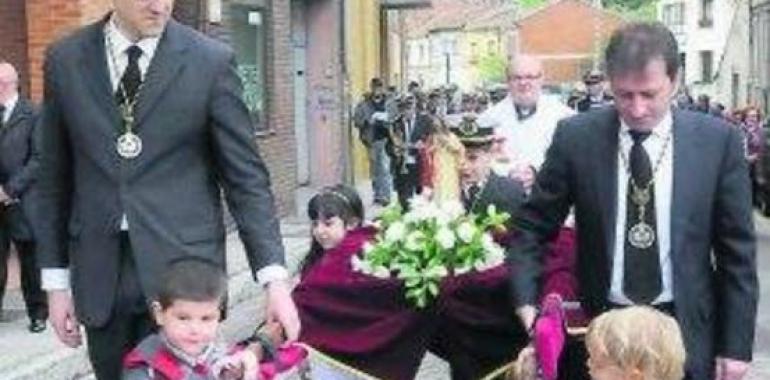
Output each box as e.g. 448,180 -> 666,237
351,196 -> 510,308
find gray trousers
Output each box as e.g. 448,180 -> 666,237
369,139 -> 392,202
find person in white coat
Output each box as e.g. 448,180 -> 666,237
478,55 -> 575,191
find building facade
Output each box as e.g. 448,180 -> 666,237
400,0 -> 624,92
1,0 -> 300,214
658,0 -> 749,108
750,0 -> 770,114
516,0 -> 625,87
401,0 -> 516,91
712,1 -> 751,110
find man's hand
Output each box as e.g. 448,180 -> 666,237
510,162 -> 536,192
715,357 -> 750,380
265,280 -> 301,342
48,290 -> 82,348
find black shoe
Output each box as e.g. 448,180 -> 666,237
28,319 -> 46,333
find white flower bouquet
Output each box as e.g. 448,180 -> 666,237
351,196 -> 510,308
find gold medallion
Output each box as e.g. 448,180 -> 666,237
628,222 -> 655,249
117,132 -> 142,159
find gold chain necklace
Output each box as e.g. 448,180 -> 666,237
105,30 -> 144,159
617,128 -> 672,249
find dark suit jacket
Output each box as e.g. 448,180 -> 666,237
385,112 -> 431,172
507,108 -> 758,379
36,17 -> 285,327
0,97 -> 38,241
469,173 -> 526,218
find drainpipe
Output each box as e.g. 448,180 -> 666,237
339,0 -> 354,185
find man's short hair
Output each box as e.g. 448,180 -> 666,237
156,256 -> 227,308
605,22 -> 680,81
586,306 -> 686,380
370,77 -> 384,89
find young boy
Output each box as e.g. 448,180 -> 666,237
449,117 -> 527,216
122,257 -> 276,380
585,306 -> 686,380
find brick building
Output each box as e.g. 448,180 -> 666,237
0,0 -> 298,215
516,0 -> 626,86
399,0 -> 624,91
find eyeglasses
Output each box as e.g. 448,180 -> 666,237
511,73 -> 543,82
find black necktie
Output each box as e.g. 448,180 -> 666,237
116,45 -> 143,104
464,183 -> 480,210
623,130 -> 662,304
0,104 -> 5,129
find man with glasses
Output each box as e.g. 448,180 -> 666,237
36,0 -> 300,377
478,54 -> 574,190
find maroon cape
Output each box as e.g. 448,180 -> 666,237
292,227 -> 528,379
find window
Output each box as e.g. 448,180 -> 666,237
230,4 -> 267,130
487,40 -> 496,55
699,0 -> 713,28
470,41 -> 478,63
419,44 -> 425,63
662,2 -> 685,33
700,50 -> 713,83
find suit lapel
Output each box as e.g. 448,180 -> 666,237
78,18 -> 120,126
670,110 -> 697,258
595,109 -> 620,259
134,21 -> 189,127
472,174 -> 496,214
4,99 -> 30,130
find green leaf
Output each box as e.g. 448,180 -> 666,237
427,282 -> 439,297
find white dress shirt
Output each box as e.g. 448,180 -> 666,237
42,17 -> 288,290
1,93 -> 18,124
478,94 -> 575,171
105,16 -> 160,232
104,18 -> 160,93
609,111 -> 674,305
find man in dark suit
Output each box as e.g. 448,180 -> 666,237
0,62 -> 47,332
575,70 -> 613,113
508,23 -> 757,380
36,1 -> 299,378
386,94 -> 431,209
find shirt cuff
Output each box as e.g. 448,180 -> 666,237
256,265 -> 289,286
41,268 -> 71,291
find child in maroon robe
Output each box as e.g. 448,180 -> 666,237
293,185 -> 433,379
293,184 -> 528,380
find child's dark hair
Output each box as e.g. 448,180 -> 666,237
307,184 -> 363,225
156,256 -> 227,309
300,184 -> 364,274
